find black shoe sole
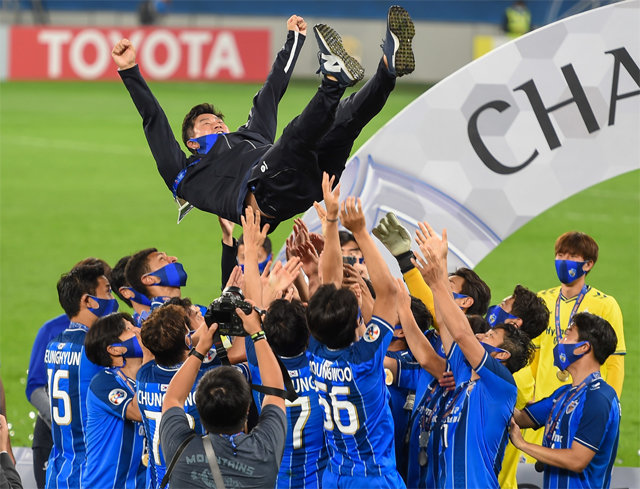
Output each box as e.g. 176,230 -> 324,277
314,24 -> 365,86
388,6 -> 415,76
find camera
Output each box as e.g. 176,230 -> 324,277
204,286 -> 253,336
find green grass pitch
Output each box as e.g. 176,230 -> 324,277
1,78 -> 637,466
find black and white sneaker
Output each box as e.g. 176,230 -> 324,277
382,5 -> 415,77
314,24 -> 364,87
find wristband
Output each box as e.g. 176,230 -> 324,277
188,348 -> 205,362
395,250 -> 416,274
326,217 -> 339,222
251,331 -> 266,343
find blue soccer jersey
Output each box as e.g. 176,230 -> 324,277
44,322 -> 104,488
386,348 -> 418,480
83,368 -> 145,489
437,344 -> 517,489
136,354 -> 239,489
524,372 -> 620,489
307,316 -> 404,486
245,338 -> 327,489
26,314 -> 69,401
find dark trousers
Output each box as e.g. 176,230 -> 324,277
253,60 -> 396,222
32,416 -> 52,489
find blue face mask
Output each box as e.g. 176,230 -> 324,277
112,336 -> 144,359
480,342 -> 509,357
486,305 -> 519,328
123,287 -> 152,307
188,133 -> 220,155
553,341 -> 590,370
146,262 -> 188,288
88,296 -> 119,318
239,253 -> 272,275
555,259 -> 588,284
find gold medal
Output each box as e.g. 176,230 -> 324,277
556,369 -> 570,382
384,368 -> 394,386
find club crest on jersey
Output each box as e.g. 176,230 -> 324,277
204,348 -> 217,364
57,343 -> 65,350
566,399 -> 579,414
363,324 -> 380,342
109,388 -> 127,406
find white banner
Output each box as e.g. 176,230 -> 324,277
296,0 -> 639,271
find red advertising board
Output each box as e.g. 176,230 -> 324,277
9,26 -> 270,81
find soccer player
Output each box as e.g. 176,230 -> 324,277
124,248 -> 186,306
136,300 -> 225,488
245,299 -> 327,488
414,222 -> 534,489
483,286 -> 551,489
510,312 -> 620,489
83,312 -> 147,489
45,262 -> 119,488
525,232 -> 625,450
112,7 -> 415,231
111,255 -> 152,327
306,196 -> 405,488
25,257 -> 111,488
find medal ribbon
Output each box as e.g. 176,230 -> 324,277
543,371 -> 600,446
554,285 -> 589,342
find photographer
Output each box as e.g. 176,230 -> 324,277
159,302 -> 286,488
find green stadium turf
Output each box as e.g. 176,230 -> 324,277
1,78 -> 637,466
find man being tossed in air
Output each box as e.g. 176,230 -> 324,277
112,7 -> 415,231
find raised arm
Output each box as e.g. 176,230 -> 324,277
316,173 -> 342,287
237,306 -> 285,412
162,319 -> 217,413
415,223 -> 486,368
241,207 -> 269,306
113,38 -> 187,192
396,278 -> 445,377
339,197 -> 397,325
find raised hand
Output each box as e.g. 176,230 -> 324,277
111,39 -> 137,70
339,197 -> 366,234
287,14 -> 307,36
372,212 -> 411,257
415,221 -> 448,261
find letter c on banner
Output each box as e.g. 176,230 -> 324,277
467,99 -> 538,175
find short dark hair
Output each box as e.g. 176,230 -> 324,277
573,312 -> 617,365
307,284 -> 358,349
467,314 -> 490,334
262,299 -> 309,357
84,312 -> 133,367
510,284 -> 549,340
57,263 -> 107,317
140,304 -> 188,367
182,103 -> 225,154
452,268 -> 491,316
125,248 -> 157,299
73,257 -> 112,284
339,230 -> 357,248
494,323 -> 534,373
410,297 -> 433,333
195,366 -> 252,434
237,234 -> 272,255
555,231 -> 599,264
111,256 -> 133,308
